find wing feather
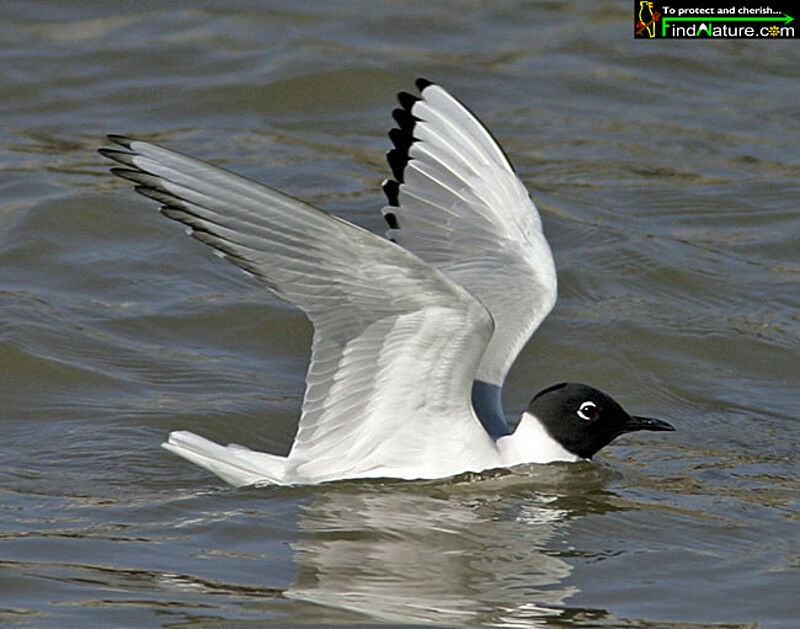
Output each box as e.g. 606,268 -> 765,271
101,137 -> 499,482
382,80 -> 557,394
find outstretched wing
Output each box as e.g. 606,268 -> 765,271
100,137 -> 498,483
382,79 -> 557,396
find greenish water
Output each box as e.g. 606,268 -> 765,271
1,2 -> 799,627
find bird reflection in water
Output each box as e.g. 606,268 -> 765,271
281,464 -> 620,626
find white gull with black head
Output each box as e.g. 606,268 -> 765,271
99,79 -> 674,486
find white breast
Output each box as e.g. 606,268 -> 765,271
497,412 -> 582,466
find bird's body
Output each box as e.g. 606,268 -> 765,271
101,79 -> 674,487
163,412 -> 580,487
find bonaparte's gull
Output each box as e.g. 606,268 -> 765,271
100,79 -> 674,486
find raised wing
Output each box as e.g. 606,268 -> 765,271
100,137 -> 498,483
381,79 -> 557,435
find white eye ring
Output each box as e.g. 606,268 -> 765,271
577,401 -> 597,421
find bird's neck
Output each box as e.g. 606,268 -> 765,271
497,412 -> 582,467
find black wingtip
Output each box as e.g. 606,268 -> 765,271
387,127 -> 403,145
391,107 -> 415,133
109,167 -> 150,186
386,149 -> 408,182
382,179 -> 400,206
397,91 -> 419,111
388,127 -> 414,154
383,210 -> 399,229
381,80 -> 432,227
98,147 -> 135,166
97,147 -> 118,159
415,77 -> 433,91
109,166 -> 136,179
106,134 -> 133,149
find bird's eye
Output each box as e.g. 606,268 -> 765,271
577,401 -> 598,421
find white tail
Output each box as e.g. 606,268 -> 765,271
162,431 -> 287,486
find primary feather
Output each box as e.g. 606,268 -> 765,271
100,133 -> 500,484
382,80 -> 557,390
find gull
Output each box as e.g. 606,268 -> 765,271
99,79 -> 674,486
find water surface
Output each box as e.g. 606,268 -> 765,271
1,2 -> 799,627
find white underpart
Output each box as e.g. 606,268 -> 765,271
496,413 -> 581,466
163,411 -> 580,487
384,84 -> 557,386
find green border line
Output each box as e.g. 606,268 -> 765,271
661,13 -> 794,36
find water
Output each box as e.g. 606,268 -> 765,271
2,1 -> 799,627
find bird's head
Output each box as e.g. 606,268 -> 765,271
528,382 -> 675,459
